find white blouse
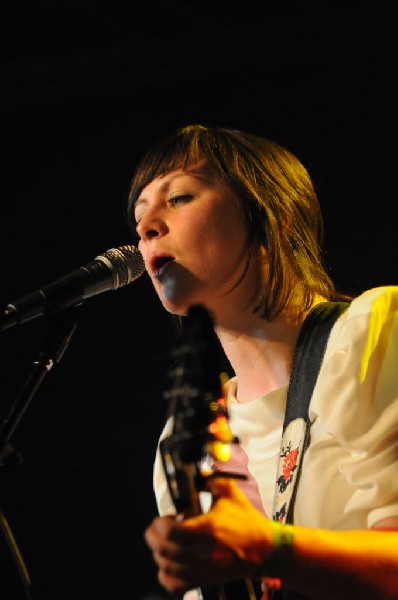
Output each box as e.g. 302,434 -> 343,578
153,286 -> 398,531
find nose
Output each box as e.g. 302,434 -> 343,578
136,207 -> 168,241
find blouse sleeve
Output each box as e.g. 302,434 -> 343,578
310,286 -> 398,528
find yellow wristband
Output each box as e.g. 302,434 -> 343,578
262,521 -> 294,578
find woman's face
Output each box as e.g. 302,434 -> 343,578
133,160 -> 252,316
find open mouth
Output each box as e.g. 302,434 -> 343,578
153,256 -> 174,278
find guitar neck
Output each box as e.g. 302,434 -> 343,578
160,305 -> 262,600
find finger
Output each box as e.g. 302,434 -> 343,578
206,476 -> 240,497
157,551 -> 221,594
144,515 -> 175,546
206,476 -> 253,507
145,516 -> 210,559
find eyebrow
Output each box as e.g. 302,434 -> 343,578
134,175 -> 182,213
135,166 -> 214,210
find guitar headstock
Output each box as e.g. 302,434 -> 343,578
160,304 -> 237,516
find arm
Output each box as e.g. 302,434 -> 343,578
144,477 -> 398,600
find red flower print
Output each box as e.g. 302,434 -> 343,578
276,441 -> 299,493
282,447 -> 298,481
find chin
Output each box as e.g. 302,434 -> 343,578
159,291 -> 209,317
160,296 -> 190,317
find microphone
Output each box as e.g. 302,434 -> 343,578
1,245 -> 145,332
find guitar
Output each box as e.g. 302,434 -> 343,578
159,304 -> 263,600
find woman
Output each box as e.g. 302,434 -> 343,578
127,124 -> 398,599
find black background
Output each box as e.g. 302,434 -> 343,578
0,2 -> 397,599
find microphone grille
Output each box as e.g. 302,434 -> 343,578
96,245 -> 145,289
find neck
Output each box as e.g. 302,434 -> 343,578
213,297 -> 326,403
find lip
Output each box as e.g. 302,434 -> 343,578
149,253 -> 175,279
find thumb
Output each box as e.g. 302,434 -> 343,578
206,476 -> 250,504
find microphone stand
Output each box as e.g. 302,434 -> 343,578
0,307 -> 79,464
0,306 -> 80,599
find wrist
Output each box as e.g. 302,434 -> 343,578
261,520 -> 294,579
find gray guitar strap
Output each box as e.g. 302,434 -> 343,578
271,301 -> 350,525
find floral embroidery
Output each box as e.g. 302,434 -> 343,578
272,418 -> 307,524
274,503 -> 287,523
276,441 -> 299,493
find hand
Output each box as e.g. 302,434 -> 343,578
144,477 -> 273,595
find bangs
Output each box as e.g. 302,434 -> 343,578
127,125 -> 215,215
126,123 -> 261,234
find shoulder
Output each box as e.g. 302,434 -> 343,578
345,285 -> 398,317
330,285 -> 398,348
318,285 -> 398,404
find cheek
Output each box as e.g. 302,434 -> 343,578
203,203 -> 247,255
187,208 -> 248,283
